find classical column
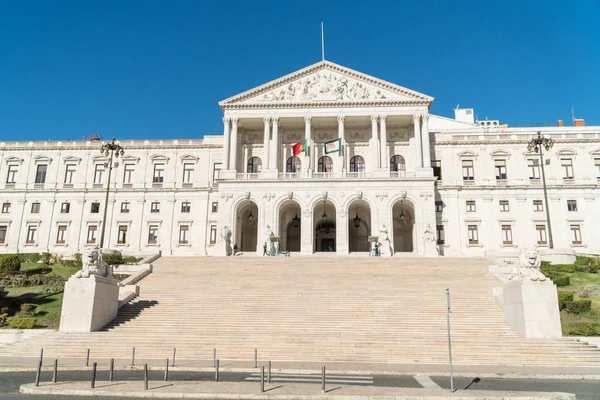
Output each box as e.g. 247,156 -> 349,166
371,115 -> 380,169
271,117 -> 279,170
304,116 -> 312,173
263,117 -> 271,171
230,118 -> 239,171
300,210 -> 313,255
413,114 -> 423,167
222,118 -> 231,170
421,114 -> 431,168
379,114 -> 388,170
337,116 -> 345,173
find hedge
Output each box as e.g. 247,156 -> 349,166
558,292 -> 574,310
564,300 -> 592,314
552,276 -> 570,287
8,317 -> 37,329
0,254 -> 21,272
566,322 -> 600,336
102,253 -> 123,265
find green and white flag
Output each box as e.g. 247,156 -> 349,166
324,138 -> 342,154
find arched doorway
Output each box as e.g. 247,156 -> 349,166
279,200 -> 301,252
236,200 -> 258,252
392,199 -> 415,253
247,157 -> 262,173
313,199 -> 336,252
348,199 -> 371,252
390,155 -> 406,176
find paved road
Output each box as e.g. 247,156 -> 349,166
1,370 -> 598,399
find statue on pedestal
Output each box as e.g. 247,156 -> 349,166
423,224 -> 438,256
378,225 -> 392,257
220,225 -> 232,256
75,246 -> 110,278
510,247 -> 546,281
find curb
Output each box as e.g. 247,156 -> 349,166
4,366 -> 600,380
19,383 -> 577,400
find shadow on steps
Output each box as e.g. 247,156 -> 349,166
102,300 -> 159,330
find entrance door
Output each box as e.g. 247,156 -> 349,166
321,238 -> 335,252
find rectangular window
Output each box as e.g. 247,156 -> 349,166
1,202 -> 10,213
60,202 -> 70,213
121,202 -> 130,213
213,163 -> 222,181
64,164 -> 76,184
528,159 -> 540,180
431,160 -> 442,180
87,225 -> 97,244
466,200 -> 476,212
561,158 -> 574,179
179,225 -> 189,244
150,201 -> 160,213
434,201 -> 443,212
595,158 -> 600,178
35,165 -> 47,184
153,164 -> 165,183
533,200 -> 543,212
462,160 -> 474,181
31,202 -> 40,214
210,225 -> 217,244
494,159 -> 507,180
118,225 -> 128,244
571,224 -> 582,245
94,164 -> 105,184
567,200 -> 577,212
536,225 -> 547,245
26,226 -> 37,244
499,200 -> 510,212
501,225 -> 513,245
468,225 -> 479,245
123,164 -> 135,183
56,225 -> 67,244
436,224 -> 445,245
183,163 -> 194,183
6,165 -> 18,183
148,225 -> 158,244
181,202 -> 191,213
91,202 -> 100,213
0,225 -> 6,244
211,202 -> 218,213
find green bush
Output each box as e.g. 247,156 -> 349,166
19,303 -> 37,315
23,266 -> 52,276
566,322 -> 600,336
102,253 -> 123,265
553,276 -> 570,287
564,300 -> 592,314
7,317 -> 36,329
40,275 -> 66,295
575,256 -> 591,266
576,283 -> 600,299
0,254 -> 21,272
40,252 -> 52,265
558,292 -> 574,310
0,274 -> 65,293
122,256 -> 143,264
18,253 -> 41,263
0,313 -> 8,327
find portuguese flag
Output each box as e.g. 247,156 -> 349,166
292,140 -> 307,156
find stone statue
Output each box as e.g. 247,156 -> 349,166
378,225 -> 392,257
510,247 -> 546,281
423,224 -> 436,243
220,225 -> 232,256
75,246 -> 110,278
265,224 -> 274,243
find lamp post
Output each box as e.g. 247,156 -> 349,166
99,138 -> 124,249
527,131 -> 554,249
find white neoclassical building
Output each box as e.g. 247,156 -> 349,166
1,60 -> 599,257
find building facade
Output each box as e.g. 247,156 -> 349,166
1,61 -> 599,257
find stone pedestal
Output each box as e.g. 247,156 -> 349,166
59,275 -> 119,332
541,248 -> 576,265
502,279 -> 562,339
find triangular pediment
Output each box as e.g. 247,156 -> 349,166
220,61 -> 433,108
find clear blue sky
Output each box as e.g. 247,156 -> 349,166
1,0 -> 599,141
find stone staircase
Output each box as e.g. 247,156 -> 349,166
4,256 -> 600,366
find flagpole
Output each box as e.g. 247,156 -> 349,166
321,22 -> 325,61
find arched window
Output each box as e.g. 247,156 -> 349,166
286,156 -> 302,173
349,155 -> 365,173
318,156 -> 333,172
247,157 -> 262,173
390,155 -> 406,172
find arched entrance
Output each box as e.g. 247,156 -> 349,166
313,199 -> 336,252
235,200 -> 258,253
348,199 -> 371,252
392,199 -> 415,253
278,200 -> 301,252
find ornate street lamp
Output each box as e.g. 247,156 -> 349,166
99,138 -> 125,248
398,200 -> 406,221
292,212 -> 300,228
528,131 -> 554,249
321,200 -> 328,221
248,201 -> 255,223
353,213 -> 362,228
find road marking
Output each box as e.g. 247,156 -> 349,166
245,373 -> 373,385
413,374 -> 441,389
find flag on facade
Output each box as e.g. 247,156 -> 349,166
324,138 -> 342,154
292,140 -> 307,156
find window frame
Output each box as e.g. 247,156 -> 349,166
120,201 -> 130,213
211,202 -> 218,213
570,224 -> 582,245
0,225 -> 7,244
533,200 -> 543,212
467,225 -> 479,245
91,202 -> 100,214
31,202 -> 40,214
182,163 -> 194,183
26,226 -> 37,244
528,159 -> 540,180
286,156 -> 302,173
93,164 -> 105,184
181,202 -> 191,213
318,156 -> 333,173
466,200 -> 476,212
561,158 -> 574,179
390,155 -> 406,173
148,225 -> 158,244
1,202 -> 10,214
6,165 -> 18,183
210,225 -> 217,245
123,164 -> 135,183
56,225 -> 67,244
64,164 -> 76,184
179,225 -> 189,244
501,225 -> 513,245
87,225 -> 97,244
567,200 -> 578,212
499,200 -> 510,212
150,201 -> 160,213
35,164 -> 47,184
536,225 -> 548,245
247,157 -> 262,174
494,159 -> 507,180
462,160 -> 474,181
153,163 -> 165,183
117,225 -> 128,244
349,155 -> 365,173
60,202 -> 70,214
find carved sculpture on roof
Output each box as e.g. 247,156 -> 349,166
256,72 -> 397,103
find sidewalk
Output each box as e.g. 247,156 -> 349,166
20,380 -> 576,400
3,356 -> 600,380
